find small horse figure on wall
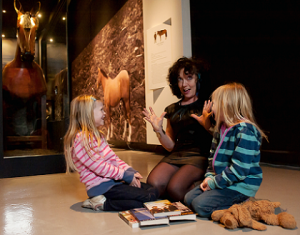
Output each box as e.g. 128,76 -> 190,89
2,0 -> 47,148
157,29 -> 167,41
96,68 -> 132,142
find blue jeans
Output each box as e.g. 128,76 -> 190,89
103,183 -> 159,211
184,186 -> 249,218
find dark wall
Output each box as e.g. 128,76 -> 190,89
68,0 -> 127,63
190,0 -> 300,166
0,2 -> 3,167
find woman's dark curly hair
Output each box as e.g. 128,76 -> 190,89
167,57 -> 210,99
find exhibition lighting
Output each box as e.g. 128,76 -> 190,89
2,34 -> 5,38
3,10 -> 6,13
38,13 -> 42,18
62,17 -> 66,20
50,38 -> 53,42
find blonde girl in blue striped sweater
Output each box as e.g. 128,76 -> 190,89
184,82 -> 267,217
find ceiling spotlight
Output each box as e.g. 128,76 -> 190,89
38,13 -> 42,18
2,34 -> 5,38
62,17 -> 66,20
49,38 -> 53,42
3,10 -> 6,13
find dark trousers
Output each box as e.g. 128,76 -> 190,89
103,183 -> 159,211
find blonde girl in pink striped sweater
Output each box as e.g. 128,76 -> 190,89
64,95 -> 158,211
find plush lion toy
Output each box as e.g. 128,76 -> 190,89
211,200 -> 297,230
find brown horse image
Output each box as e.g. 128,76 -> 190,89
2,0 -> 47,148
157,29 -> 167,41
96,68 -> 131,142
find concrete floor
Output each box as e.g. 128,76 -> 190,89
0,148 -> 299,235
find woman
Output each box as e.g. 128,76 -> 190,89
143,57 -> 212,201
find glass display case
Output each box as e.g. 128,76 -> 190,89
1,0 -> 68,177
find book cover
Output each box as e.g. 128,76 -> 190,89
168,202 -> 197,221
144,199 -> 181,218
118,210 -> 139,228
130,208 -> 169,226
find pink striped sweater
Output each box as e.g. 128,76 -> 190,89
72,132 -> 131,190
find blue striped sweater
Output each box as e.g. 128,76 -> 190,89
206,122 -> 263,197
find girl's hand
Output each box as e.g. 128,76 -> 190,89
134,172 -> 143,179
130,177 -> 141,188
200,178 -> 212,191
143,107 -> 166,132
191,100 -> 213,131
129,173 -> 143,188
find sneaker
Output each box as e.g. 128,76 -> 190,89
82,195 -> 106,211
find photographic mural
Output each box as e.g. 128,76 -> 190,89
71,0 -> 145,143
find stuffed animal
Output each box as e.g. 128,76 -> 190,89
211,200 -> 297,230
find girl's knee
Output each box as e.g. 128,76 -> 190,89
148,187 -> 159,201
183,186 -> 200,206
184,191 -> 194,207
191,200 -> 212,218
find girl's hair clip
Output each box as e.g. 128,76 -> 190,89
91,97 -> 96,101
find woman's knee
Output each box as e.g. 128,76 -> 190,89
147,177 -> 164,190
167,181 -> 191,201
147,179 -> 166,198
167,188 -> 184,202
146,177 -> 157,187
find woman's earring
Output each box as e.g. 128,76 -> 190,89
197,73 -> 201,91
198,73 -> 202,81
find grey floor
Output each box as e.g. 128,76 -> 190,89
0,148 -> 299,235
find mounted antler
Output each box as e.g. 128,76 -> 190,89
14,0 -> 23,14
34,2 -> 41,17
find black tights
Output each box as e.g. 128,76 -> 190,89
146,162 -> 206,202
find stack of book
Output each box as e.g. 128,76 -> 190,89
118,200 -> 196,228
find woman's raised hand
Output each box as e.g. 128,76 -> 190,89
143,107 -> 166,132
191,100 -> 213,131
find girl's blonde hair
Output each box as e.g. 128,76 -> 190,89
64,94 -> 103,172
212,82 -> 267,140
